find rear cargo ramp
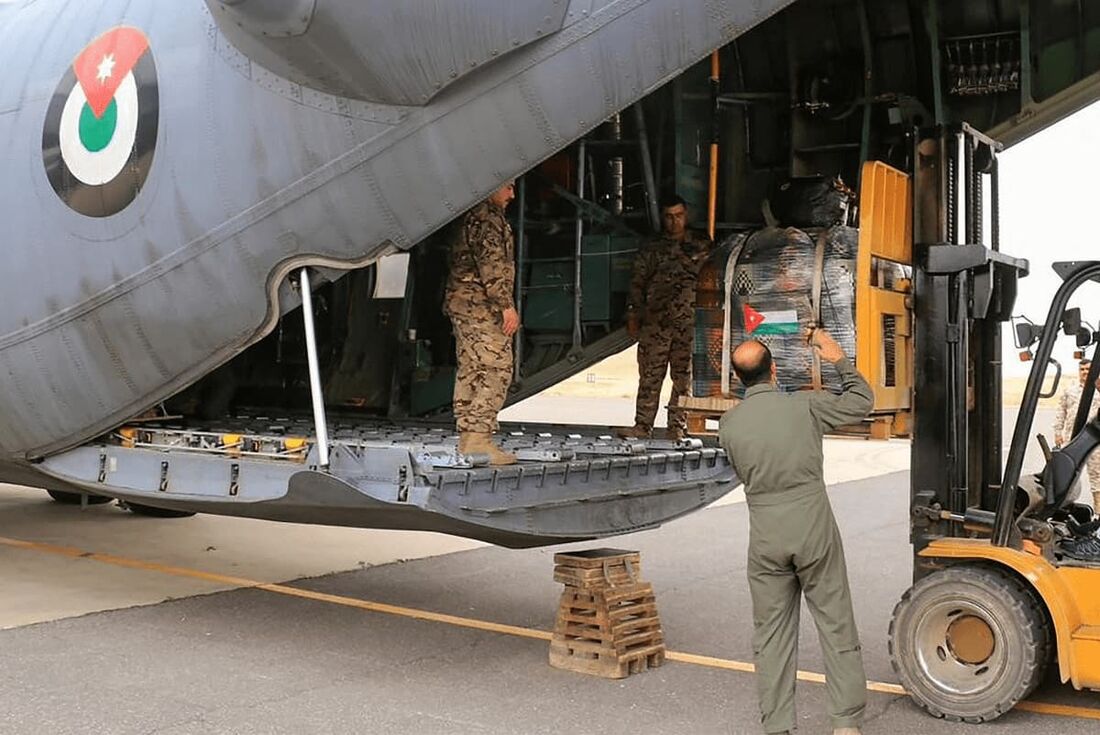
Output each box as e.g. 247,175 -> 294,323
35,418 -> 737,548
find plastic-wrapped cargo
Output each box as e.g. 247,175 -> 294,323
768,176 -> 855,228
694,225 -> 858,397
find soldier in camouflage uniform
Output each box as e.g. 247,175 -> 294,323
444,181 -> 520,465
1054,359 -> 1100,509
620,194 -> 713,439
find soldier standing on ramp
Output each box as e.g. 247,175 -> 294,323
444,181 -> 520,465
620,194 -> 712,439
718,329 -> 872,735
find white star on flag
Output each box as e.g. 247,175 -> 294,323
95,53 -> 116,84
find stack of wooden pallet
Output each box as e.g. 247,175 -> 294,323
549,548 -> 665,679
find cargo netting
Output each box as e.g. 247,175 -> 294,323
694,226 -> 859,397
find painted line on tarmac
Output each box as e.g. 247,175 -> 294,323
1014,701 -> 1100,720
2,534 -> 1097,722
0,535 -> 553,641
660,651 -> 907,696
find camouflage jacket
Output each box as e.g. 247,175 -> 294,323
444,201 -> 515,318
1055,380 -> 1098,444
627,230 -> 712,329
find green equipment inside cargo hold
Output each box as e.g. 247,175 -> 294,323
523,235 -> 639,331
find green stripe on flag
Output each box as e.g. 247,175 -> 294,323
755,322 -> 802,335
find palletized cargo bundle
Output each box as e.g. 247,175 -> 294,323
693,225 -> 859,397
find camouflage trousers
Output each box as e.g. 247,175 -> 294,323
450,311 -> 513,434
634,323 -> 693,433
1071,452 -> 1100,509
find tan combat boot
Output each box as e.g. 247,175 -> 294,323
482,434 -> 517,466
1093,491 -> 1100,515
666,426 -> 687,441
833,728 -> 861,735
617,424 -> 651,439
460,432 -> 516,466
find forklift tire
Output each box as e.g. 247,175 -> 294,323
46,489 -> 113,505
888,565 -> 1051,723
124,502 -> 196,519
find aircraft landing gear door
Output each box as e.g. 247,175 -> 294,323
856,162 -> 914,426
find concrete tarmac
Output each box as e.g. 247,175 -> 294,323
2,403 -> 1097,733
2,471 -> 1098,734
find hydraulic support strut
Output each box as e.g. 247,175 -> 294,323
299,267 -> 331,469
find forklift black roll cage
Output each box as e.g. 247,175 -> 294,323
998,261 -> 1100,545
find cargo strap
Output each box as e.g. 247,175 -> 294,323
810,233 -> 827,391
721,234 -> 750,395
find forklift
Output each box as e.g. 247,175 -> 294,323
887,123 -> 1100,721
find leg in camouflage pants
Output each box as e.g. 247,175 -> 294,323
634,323 -> 693,434
450,312 -> 513,433
1088,451 -> 1100,511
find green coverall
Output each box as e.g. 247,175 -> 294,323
718,357 -> 873,733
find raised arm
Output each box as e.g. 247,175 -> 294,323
806,329 -> 874,432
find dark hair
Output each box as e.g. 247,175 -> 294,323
733,342 -> 774,387
659,193 -> 687,211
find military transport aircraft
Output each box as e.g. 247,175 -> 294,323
1,0 -> 1097,547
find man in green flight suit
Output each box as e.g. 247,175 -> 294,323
718,328 -> 872,735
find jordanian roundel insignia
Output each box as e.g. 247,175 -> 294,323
42,26 -> 159,218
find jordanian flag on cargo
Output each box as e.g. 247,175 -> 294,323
743,305 -> 801,335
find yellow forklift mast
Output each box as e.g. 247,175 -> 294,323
887,123 -> 1100,722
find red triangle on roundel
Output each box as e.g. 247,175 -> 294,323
743,304 -> 765,334
73,27 -> 150,119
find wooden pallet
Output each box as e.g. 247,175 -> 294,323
552,547 -> 642,590
667,396 -> 739,435
828,411 -> 912,439
549,549 -> 665,679
670,396 -> 911,439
